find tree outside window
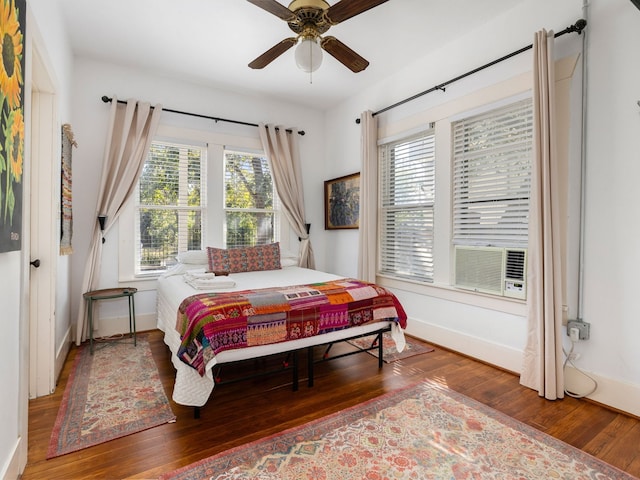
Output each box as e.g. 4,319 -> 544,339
137,141 -> 204,273
224,150 -> 278,248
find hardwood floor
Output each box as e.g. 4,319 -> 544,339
22,330 -> 640,479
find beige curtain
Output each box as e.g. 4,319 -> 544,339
259,124 -> 315,269
357,110 -> 378,282
520,30 -> 565,399
75,98 -> 163,345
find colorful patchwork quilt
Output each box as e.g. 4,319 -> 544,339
176,279 -> 408,375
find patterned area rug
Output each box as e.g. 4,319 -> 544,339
47,336 -> 176,458
160,380 -> 635,480
348,331 -> 434,362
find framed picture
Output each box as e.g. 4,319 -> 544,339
324,172 -> 360,230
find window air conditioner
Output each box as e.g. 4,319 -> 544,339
454,246 -> 527,300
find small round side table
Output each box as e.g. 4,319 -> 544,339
83,287 -> 137,354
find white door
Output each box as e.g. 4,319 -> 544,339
28,47 -> 57,398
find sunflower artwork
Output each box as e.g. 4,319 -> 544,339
0,0 -> 25,253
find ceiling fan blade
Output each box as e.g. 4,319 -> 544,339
325,0 -> 389,24
246,0 -> 295,21
248,38 -> 297,69
320,36 -> 369,73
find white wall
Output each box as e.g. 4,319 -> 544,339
0,251 -> 23,479
323,0 -> 640,416
68,59 -> 328,337
578,0 -> 640,410
0,1 -> 74,478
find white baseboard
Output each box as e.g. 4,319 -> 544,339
91,312 -> 157,339
565,366 -> 640,417
54,326 -> 72,384
1,437 -> 21,480
405,317 -> 523,373
407,317 -> 640,418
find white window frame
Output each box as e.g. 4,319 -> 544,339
133,139 -> 207,276
223,148 -> 281,249
451,97 -> 533,249
118,125 -> 291,290
378,127 -> 436,283
375,78 -> 536,316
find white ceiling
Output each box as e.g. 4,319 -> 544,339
56,0 -> 522,111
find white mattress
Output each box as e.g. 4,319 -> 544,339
157,266 -> 405,406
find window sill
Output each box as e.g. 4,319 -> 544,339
376,274 -> 527,317
118,274 -> 159,292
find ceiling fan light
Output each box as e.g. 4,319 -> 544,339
295,37 -> 323,73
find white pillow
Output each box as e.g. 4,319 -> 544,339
280,250 -> 299,267
281,257 -> 298,267
159,264 -> 206,278
176,250 -> 208,265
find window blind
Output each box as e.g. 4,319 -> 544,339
452,98 -> 533,248
379,130 -> 435,282
224,150 -> 278,248
136,141 -> 206,272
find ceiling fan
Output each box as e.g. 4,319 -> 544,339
247,0 -> 389,73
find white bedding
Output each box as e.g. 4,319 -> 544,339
157,266 -> 406,407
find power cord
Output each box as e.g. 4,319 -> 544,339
562,338 -> 598,398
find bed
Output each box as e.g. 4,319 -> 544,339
156,249 -> 407,409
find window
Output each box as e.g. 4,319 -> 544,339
135,140 -> 206,274
452,98 -> 533,248
224,149 -> 279,248
119,126 -> 288,286
379,129 -> 436,282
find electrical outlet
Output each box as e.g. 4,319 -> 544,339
569,327 -> 580,342
567,352 -> 580,361
567,320 -> 590,340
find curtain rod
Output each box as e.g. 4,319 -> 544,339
355,18 -> 587,124
101,96 -> 305,135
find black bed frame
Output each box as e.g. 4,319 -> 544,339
192,325 -> 391,419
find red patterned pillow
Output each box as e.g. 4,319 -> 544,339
207,243 -> 282,273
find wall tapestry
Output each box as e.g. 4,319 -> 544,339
60,123 -> 77,255
324,172 -> 360,230
0,0 -> 25,253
